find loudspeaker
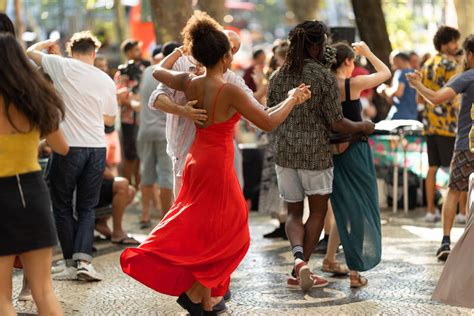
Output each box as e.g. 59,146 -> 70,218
330,27 -> 356,44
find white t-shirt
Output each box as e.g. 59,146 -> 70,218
42,55 -> 118,148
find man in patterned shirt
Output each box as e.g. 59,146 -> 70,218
420,26 -> 462,223
268,20 -> 374,291
408,34 -> 474,261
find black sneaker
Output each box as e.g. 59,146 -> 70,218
263,223 -> 287,239
436,243 -> 450,261
314,238 -> 328,254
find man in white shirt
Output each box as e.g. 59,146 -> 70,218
150,31 -> 262,196
27,31 -> 118,282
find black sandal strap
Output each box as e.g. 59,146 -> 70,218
177,293 -> 202,316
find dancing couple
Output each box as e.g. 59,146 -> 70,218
120,11 -> 310,315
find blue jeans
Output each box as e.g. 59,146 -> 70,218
48,147 -> 106,264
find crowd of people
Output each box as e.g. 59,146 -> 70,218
1,9 -> 473,315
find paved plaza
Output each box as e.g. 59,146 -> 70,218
12,206 -> 474,315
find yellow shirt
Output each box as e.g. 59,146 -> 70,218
421,53 -> 460,137
0,129 -> 41,177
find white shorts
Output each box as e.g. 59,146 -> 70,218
275,165 -> 333,203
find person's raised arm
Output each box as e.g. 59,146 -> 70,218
152,47 -> 193,92
159,46 -> 186,70
228,83 -> 311,132
351,42 -> 391,92
26,39 -> 57,66
406,72 -> 456,105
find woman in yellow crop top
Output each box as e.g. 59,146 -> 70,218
0,32 -> 67,316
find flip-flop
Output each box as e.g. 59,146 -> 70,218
112,236 -> 140,245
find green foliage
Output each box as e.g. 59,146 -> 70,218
382,0 -> 442,51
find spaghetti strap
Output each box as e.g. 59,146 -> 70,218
211,84 -> 227,125
344,78 -> 351,102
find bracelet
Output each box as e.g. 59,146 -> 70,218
174,47 -> 184,56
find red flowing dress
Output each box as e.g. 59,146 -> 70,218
120,84 -> 250,297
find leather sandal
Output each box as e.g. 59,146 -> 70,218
322,259 -> 349,275
350,272 -> 368,288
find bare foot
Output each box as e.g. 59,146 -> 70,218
210,296 -> 223,306
95,220 -> 112,238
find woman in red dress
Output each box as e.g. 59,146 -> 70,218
120,11 -> 310,315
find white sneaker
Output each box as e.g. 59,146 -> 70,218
51,263 -> 66,274
52,266 -> 78,281
425,210 -> 441,223
76,262 -> 103,282
455,213 -> 467,224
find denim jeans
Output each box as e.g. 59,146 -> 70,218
48,147 -> 106,264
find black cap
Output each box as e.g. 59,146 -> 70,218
152,45 -> 163,58
121,39 -> 140,54
163,41 -> 180,57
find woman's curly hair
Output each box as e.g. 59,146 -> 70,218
181,11 -> 230,68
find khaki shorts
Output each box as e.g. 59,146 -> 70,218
137,140 -> 173,189
275,165 -> 334,203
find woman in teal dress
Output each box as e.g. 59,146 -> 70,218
322,42 -> 391,287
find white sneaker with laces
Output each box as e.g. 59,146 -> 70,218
455,213 -> 467,224
52,266 -> 78,281
76,262 -> 103,282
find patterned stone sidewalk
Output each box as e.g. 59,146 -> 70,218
12,208 -> 473,315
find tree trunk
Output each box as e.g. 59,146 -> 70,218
14,0 -> 24,40
454,0 -> 474,38
197,0 -> 226,24
284,0 -> 320,23
351,0 -> 392,121
149,0 -> 193,45
114,0 -> 128,45
351,0 -> 392,67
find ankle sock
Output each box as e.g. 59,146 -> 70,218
292,245 -> 304,261
441,235 -> 450,245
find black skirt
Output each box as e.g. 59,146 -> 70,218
0,171 -> 57,256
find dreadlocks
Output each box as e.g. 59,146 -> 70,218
282,20 -> 328,75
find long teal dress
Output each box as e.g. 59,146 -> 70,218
330,78 -> 382,272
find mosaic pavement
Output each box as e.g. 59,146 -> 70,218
12,207 -> 474,315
